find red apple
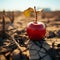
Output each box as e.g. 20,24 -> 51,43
26,22 -> 46,40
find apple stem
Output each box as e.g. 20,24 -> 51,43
34,6 -> 37,23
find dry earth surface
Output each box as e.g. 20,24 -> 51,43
0,11 -> 60,60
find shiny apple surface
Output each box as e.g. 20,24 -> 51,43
27,22 -> 46,40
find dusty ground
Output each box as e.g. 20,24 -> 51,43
0,11 -> 60,60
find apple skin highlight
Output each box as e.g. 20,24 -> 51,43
27,22 -> 46,40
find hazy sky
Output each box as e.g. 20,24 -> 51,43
0,0 -> 60,11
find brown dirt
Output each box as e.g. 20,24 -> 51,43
0,11 -> 60,60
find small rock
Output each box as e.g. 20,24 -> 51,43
47,31 -> 56,38
11,49 -> 29,60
